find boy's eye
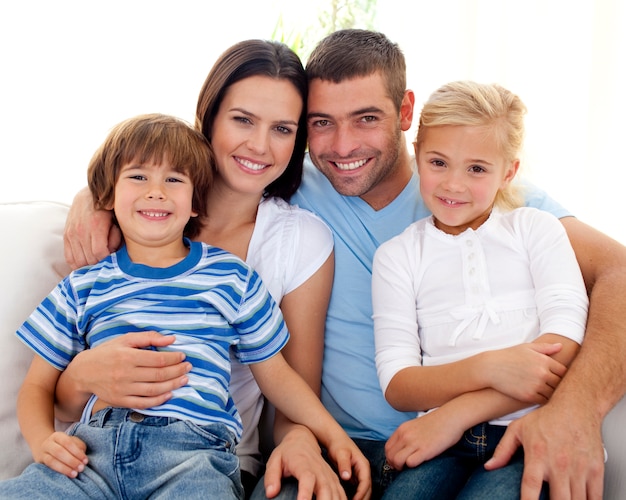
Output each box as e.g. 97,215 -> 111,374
431,159 -> 445,167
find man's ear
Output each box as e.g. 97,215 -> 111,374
400,89 -> 415,132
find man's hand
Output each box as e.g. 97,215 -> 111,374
34,431 -> 88,479
485,400 -> 605,500
262,426 -> 368,500
56,331 -> 192,420
64,187 -> 121,269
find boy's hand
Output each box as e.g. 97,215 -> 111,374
263,425 -> 352,500
325,434 -> 372,500
35,431 -> 88,478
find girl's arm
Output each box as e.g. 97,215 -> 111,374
385,334 -> 580,469
19,356 -> 88,477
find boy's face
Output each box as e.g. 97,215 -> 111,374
111,159 -> 196,259
306,72 -> 414,209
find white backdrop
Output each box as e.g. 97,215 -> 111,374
2,0 -> 624,243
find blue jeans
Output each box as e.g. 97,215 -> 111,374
251,424 -> 548,499
381,423 -> 549,500
0,407 -> 243,499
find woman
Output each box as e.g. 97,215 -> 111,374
57,40 -> 361,499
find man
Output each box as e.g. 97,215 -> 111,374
64,30 -> 626,499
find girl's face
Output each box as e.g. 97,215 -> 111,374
112,160 -> 196,262
210,75 -> 303,198
416,125 -> 518,235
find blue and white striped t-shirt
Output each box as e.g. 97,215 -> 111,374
16,239 -> 289,441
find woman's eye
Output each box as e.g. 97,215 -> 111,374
276,125 -> 293,135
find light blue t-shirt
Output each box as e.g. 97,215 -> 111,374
291,155 -> 571,441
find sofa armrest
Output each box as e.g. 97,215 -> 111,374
0,201 -> 71,479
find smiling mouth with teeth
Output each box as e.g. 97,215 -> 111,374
141,211 -> 169,218
237,157 -> 268,171
333,159 -> 368,171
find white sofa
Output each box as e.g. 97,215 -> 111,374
1,201 -> 625,497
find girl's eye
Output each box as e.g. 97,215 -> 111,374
431,159 -> 446,168
469,165 -> 486,173
129,174 -> 146,181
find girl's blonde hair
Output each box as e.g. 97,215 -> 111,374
416,81 -> 526,210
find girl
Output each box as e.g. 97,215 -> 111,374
372,81 -> 588,499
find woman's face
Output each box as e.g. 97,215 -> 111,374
210,75 -> 303,198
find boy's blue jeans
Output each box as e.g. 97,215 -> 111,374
252,423 -> 548,500
0,407 -> 243,499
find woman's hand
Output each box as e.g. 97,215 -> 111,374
63,186 -> 121,269
55,331 -> 192,421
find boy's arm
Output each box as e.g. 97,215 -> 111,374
19,356 -> 88,477
488,217 -> 626,499
250,353 -> 372,500
261,255 -> 345,499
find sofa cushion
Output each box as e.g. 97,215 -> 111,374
0,201 -> 71,479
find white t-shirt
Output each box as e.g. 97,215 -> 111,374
232,197 -> 333,475
372,207 -> 588,425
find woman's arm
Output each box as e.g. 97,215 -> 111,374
63,186 -> 121,269
55,331 -> 191,421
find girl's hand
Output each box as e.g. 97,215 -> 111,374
385,408 -> 463,470
482,342 -> 565,404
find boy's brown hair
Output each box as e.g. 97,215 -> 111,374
87,113 -> 213,237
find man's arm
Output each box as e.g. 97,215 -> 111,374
487,217 -> 626,500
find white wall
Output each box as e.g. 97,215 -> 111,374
2,0 -> 624,244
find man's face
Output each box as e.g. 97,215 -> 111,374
306,72 -> 412,207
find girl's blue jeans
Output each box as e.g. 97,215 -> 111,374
0,407 -> 243,499
252,422 -> 549,500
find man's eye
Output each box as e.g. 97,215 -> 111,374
313,119 -> 329,127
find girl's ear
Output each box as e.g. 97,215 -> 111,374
502,159 -> 520,186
